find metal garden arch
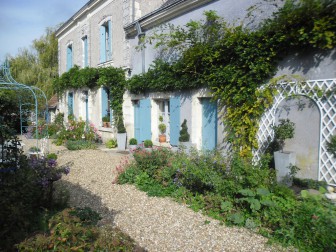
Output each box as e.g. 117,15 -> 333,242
0,60 -> 49,149
256,79 -> 336,185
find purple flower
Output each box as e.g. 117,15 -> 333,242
47,159 -> 57,168
64,166 -> 70,175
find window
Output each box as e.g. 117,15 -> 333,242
68,92 -> 74,116
101,87 -> 112,123
82,36 -> 88,67
100,20 -> 112,63
66,44 -> 73,71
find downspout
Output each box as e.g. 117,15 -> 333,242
135,21 -> 146,74
132,0 -> 135,22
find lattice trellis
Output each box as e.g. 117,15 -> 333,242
255,79 -> 336,185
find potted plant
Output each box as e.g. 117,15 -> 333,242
158,116 -> 167,143
144,139 -> 153,152
129,138 -> 138,152
179,119 -> 191,153
116,117 -> 127,151
102,116 -> 110,127
272,118 -> 296,186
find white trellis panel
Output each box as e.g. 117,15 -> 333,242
255,79 -> 336,185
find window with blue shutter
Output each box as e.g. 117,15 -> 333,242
83,36 -> 88,67
66,45 -> 73,71
99,20 -> 112,63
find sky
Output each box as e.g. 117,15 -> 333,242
0,0 -> 89,61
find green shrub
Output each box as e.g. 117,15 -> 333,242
47,153 -> 58,160
293,177 -> 328,190
129,138 -> 137,145
143,139 -> 153,148
66,140 -> 97,150
179,119 -> 190,142
17,208 -> 144,251
105,138 -> 117,148
326,134 -> 336,158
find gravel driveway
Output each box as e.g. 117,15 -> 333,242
21,137 -> 291,252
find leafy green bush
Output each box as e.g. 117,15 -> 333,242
54,117 -> 102,146
105,138 -> 117,148
144,139 -> 153,148
326,134 -> 336,158
17,208 -> 144,251
117,148 -> 336,251
66,140 -> 97,150
47,152 -> 58,160
129,138 -> 137,145
0,136 -> 70,250
179,119 -> 190,142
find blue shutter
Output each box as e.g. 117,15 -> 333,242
134,102 -> 140,142
66,46 -> 72,71
101,87 -> 108,118
169,97 -> 180,146
107,20 -> 112,60
140,98 -> 151,142
134,99 -> 151,143
100,25 -> 106,63
202,99 -> 217,150
83,37 -> 88,67
68,92 -> 73,116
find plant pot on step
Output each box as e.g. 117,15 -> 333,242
159,134 -> 166,143
274,151 -> 296,186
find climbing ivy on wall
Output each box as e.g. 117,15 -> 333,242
127,0 -> 336,156
53,66 -> 126,126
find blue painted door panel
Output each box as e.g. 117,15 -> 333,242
134,98 -> 151,143
202,99 -> 217,150
169,97 -> 180,146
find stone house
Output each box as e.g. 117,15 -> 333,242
56,0 -> 336,184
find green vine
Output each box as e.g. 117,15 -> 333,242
53,66 -> 126,129
127,0 -> 336,156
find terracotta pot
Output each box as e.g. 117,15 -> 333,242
159,134 -> 166,143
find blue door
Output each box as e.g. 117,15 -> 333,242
169,97 -> 180,146
134,98 -> 151,143
202,98 -> 217,150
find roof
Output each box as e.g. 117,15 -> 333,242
124,0 -> 213,38
48,94 -> 58,109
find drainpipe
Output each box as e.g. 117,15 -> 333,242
132,0 -> 135,22
135,21 -> 146,73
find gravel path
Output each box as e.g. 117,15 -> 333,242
21,137 -> 290,252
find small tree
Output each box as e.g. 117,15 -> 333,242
158,116 -> 166,135
179,119 -> 190,142
272,119 -> 295,152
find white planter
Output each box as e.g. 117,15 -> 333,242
117,133 -> 127,151
145,147 -> 152,152
274,151 -> 296,186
